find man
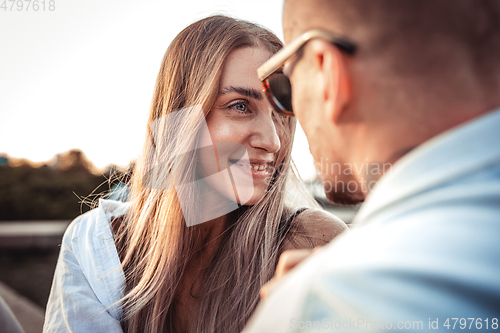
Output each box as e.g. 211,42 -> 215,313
245,0 -> 500,331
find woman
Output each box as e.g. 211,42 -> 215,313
43,15 -> 347,333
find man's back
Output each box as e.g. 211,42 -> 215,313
248,0 -> 500,331
245,109 -> 500,332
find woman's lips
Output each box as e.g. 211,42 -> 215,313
229,159 -> 273,179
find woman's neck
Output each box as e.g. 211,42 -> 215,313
191,214 -> 228,261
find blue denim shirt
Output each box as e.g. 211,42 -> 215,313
244,109 -> 500,332
43,199 -> 129,332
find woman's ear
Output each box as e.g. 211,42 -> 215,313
309,40 -> 351,125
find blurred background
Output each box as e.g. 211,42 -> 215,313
0,1 -> 357,331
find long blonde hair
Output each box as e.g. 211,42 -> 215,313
115,15 -> 318,333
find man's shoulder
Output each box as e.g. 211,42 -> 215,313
356,109 -> 500,227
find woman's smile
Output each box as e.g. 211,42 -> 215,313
230,158 -> 273,179
201,46 -> 283,205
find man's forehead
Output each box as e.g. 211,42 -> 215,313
283,0 -> 331,44
282,0 -> 304,43
282,20 -> 299,44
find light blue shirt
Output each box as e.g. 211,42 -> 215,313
244,109 -> 500,332
43,199 -> 128,333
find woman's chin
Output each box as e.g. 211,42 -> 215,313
229,165 -> 271,204
235,186 -> 267,206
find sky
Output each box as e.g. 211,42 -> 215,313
0,0 -> 318,180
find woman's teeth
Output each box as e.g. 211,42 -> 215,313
235,162 -> 267,171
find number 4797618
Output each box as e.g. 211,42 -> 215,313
443,318 -> 498,330
1,0 -> 56,11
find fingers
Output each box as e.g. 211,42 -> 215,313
275,249 -> 313,278
260,248 -> 319,300
260,277 -> 278,299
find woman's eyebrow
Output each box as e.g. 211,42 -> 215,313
219,86 -> 263,100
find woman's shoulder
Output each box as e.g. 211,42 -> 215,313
282,207 -> 349,251
64,199 -> 130,243
47,199 -> 128,328
58,199 -> 128,313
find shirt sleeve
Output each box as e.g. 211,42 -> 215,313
43,218 -> 124,333
243,212 -> 500,333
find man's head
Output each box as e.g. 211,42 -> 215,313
282,0 -> 500,205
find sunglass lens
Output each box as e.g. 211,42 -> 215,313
267,73 -> 293,114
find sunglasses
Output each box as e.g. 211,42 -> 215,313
257,29 -> 357,117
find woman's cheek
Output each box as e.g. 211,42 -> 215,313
214,121 -> 247,143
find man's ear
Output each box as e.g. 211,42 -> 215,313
309,40 -> 351,125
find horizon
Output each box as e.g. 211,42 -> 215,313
0,0 -> 317,181
0,141 -> 319,181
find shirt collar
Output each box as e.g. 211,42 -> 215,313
354,107 -> 500,225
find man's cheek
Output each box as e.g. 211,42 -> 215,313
291,82 -> 308,119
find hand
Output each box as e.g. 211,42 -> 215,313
260,248 -> 320,299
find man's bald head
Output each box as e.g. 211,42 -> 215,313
282,0 -> 500,205
283,0 -> 500,81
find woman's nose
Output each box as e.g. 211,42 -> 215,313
248,112 -> 281,153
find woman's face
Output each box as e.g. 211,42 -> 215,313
198,46 -> 285,207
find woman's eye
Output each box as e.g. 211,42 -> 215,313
234,103 -> 246,112
228,101 -> 250,114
